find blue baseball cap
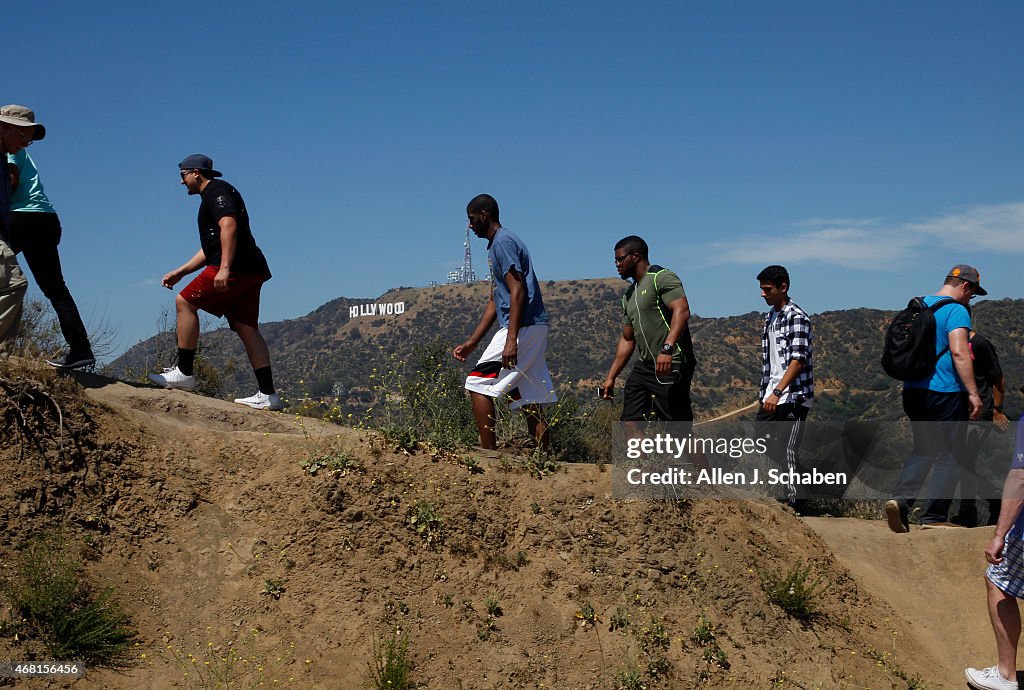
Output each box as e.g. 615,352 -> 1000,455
178,154 -> 222,178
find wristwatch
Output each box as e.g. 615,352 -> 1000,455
994,405 -> 1004,414
660,342 -> 674,355
772,388 -> 784,398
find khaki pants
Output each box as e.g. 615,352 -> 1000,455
0,239 -> 28,347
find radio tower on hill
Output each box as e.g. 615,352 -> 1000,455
446,226 -> 477,284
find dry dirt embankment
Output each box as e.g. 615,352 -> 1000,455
0,366 -> 993,688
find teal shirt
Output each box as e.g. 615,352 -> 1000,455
7,150 -> 56,214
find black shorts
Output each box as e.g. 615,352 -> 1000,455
621,359 -> 695,422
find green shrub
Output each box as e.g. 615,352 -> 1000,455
408,501 -> 444,548
2,532 -> 136,666
363,340 -> 478,451
692,615 -> 715,646
369,630 -> 415,690
760,559 -> 825,621
609,606 -> 630,632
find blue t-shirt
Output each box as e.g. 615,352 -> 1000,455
487,227 -> 547,329
7,150 -> 56,213
904,295 -> 972,393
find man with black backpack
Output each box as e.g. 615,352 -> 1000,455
884,264 -> 984,533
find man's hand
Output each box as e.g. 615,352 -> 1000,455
994,410 -> 1011,433
452,340 -> 477,362
763,393 -> 780,415
986,533 -> 1006,565
655,352 -> 673,376
502,338 -> 518,370
968,393 -> 983,421
214,267 -> 231,292
600,377 -> 615,400
161,270 -> 183,289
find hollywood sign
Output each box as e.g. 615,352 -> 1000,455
349,302 -> 406,318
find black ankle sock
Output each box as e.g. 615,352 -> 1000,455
254,366 -> 275,395
177,348 -> 196,376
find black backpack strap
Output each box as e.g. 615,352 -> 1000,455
927,296 -> 957,361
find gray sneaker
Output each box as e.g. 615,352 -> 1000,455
885,500 -> 909,533
47,350 -> 96,370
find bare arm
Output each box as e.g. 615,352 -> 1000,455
161,249 -> 207,289
763,359 -> 803,414
601,325 -> 636,399
453,293 -> 497,362
994,374 -> 1010,432
656,296 -> 691,376
949,328 -> 982,419
986,469 -> 1024,564
7,162 -> 18,189
501,268 -> 527,369
214,216 -> 238,292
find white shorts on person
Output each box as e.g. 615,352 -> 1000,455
464,324 -> 557,410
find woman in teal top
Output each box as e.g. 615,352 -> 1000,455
8,147 -> 94,368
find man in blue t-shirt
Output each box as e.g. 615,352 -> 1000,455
453,194 -> 556,450
885,264 -> 984,532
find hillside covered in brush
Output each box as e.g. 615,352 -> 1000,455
110,280 -> 1024,421
0,358 -> 1000,688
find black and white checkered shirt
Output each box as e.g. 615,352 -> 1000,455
760,300 -> 814,404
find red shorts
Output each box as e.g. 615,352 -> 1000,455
179,265 -> 266,330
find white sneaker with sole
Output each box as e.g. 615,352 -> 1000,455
966,666 -> 1018,690
148,366 -> 196,391
233,391 -> 284,411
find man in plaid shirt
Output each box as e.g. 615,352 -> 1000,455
965,419 -> 1024,690
756,265 -> 814,508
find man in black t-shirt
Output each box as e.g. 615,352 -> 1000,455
148,154 -> 283,411
952,330 -> 1010,527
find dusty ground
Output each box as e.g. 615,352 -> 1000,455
0,362 -> 995,689
805,517 -> 998,689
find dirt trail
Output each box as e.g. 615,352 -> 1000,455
0,369 -> 998,688
805,516 -> 994,689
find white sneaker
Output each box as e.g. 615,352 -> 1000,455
233,391 -> 285,411
148,366 -> 196,390
966,666 -> 1018,690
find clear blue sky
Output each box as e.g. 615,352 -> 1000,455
8,1 -> 1023,359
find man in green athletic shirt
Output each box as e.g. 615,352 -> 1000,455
600,235 -> 697,422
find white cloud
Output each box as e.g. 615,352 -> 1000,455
712,225 -> 919,269
905,202 -> 1024,252
711,201 -> 1024,268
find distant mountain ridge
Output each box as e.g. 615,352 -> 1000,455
109,280 -> 1024,420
